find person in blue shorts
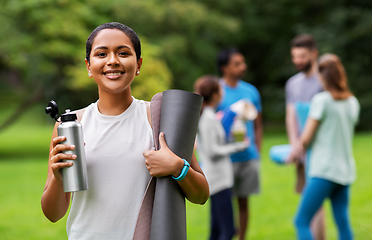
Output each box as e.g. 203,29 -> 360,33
216,47 -> 263,240
288,53 -> 359,240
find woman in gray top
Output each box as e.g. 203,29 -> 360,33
195,75 -> 248,240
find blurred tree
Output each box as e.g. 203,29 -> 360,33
107,0 -> 240,90
0,0 -> 173,130
0,0 -> 92,130
200,0 -> 372,129
1,0 -> 371,130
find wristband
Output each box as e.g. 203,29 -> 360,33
172,159 -> 190,181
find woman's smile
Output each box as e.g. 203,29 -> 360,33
103,70 -> 125,80
86,28 -> 141,94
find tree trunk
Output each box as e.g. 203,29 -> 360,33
0,87 -> 44,132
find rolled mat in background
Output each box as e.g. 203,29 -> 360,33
269,144 -> 292,164
133,90 -> 203,240
269,103 -> 310,165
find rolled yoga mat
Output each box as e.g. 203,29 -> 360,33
269,144 -> 292,164
269,103 -> 311,165
133,90 -> 203,240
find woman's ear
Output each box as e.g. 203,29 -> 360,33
85,59 -> 93,78
136,57 -> 143,76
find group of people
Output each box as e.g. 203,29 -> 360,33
40,21 -> 359,240
195,34 -> 359,240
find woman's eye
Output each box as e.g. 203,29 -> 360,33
97,52 -> 106,57
119,52 -> 129,56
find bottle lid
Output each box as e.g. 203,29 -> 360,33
60,109 -> 77,122
45,100 -> 59,121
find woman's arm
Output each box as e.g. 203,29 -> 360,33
300,118 -> 320,147
254,112 -> 263,153
177,152 -> 210,204
41,122 -> 75,222
143,133 -> 209,205
287,118 -> 320,164
199,115 -> 247,160
41,109 -> 86,222
286,104 -> 299,145
144,102 -> 209,204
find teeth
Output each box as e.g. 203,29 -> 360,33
106,72 -> 122,76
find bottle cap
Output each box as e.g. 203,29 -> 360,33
60,109 -> 77,122
45,100 -> 59,121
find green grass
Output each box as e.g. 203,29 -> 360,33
0,106 -> 371,239
187,132 -> 372,240
0,159 -> 67,239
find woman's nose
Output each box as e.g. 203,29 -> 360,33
107,53 -> 119,66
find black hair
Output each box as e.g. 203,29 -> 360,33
216,47 -> 241,75
85,22 -> 141,64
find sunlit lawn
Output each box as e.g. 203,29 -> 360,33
0,105 -> 371,239
187,131 -> 372,240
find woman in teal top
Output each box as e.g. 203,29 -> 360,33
288,53 -> 360,240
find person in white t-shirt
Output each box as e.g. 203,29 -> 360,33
288,53 -> 360,240
41,22 -> 209,240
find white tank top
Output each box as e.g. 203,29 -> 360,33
66,97 -> 154,240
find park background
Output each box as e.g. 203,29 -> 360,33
0,0 -> 371,239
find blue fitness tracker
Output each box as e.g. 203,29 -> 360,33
172,159 -> 190,181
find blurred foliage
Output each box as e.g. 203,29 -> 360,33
0,0 -> 371,129
65,37 -> 172,101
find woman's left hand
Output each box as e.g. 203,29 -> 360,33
143,132 -> 184,178
286,141 -> 305,165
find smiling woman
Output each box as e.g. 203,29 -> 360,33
40,22 -> 209,240
86,28 -> 142,108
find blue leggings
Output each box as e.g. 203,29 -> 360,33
210,188 -> 235,240
295,178 -> 353,240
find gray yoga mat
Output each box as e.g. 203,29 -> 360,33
132,90 -> 202,240
150,90 -> 202,240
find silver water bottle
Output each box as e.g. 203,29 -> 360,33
57,109 -> 89,192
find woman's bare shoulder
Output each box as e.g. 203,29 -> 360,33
74,108 -> 87,122
145,101 -> 152,128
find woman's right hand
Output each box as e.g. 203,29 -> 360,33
49,136 -> 76,182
